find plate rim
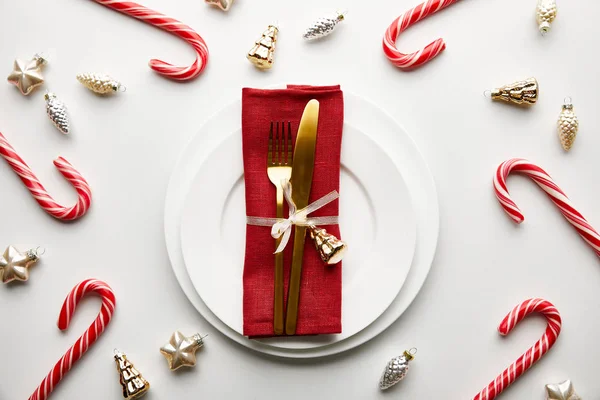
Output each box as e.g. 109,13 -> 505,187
164,91 -> 439,358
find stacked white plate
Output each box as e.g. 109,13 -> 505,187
164,91 -> 439,358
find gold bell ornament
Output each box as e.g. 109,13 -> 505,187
309,226 -> 347,265
77,73 -> 125,94
488,77 -> 539,106
247,25 -> 278,70
536,0 -> 557,35
558,97 -> 579,151
114,350 -> 150,399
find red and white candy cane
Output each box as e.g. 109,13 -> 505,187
473,298 -> 562,400
91,0 -> 209,80
383,0 -> 460,69
29,279 -> 116,400
494,158 -> 600,256
0,132 -> 91,221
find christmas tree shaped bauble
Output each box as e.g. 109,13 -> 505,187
114,350 -> 150,399
247,25 -> 278,69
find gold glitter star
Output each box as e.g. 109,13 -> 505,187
7,55 -> 46,95
546,380 -> 581,400
160,331 -> 206,370
0,246 -> 39,283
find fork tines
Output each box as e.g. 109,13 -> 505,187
269,121 -> 292,165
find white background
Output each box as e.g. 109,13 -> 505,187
0,0 -> 599,398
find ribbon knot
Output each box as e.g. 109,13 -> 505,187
247,179 -> 339,253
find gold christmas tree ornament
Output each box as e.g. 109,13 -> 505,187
558,97 -> 579,151
7,54 -> 47,95
77,73 -> 125,94
536,0 -> 557,35
247,25 -> 278,70
160,331 -> 207,371
0,245 -> 43,284
205,0 -> 233,11
114,350 -> 150,399
489,77 -> 539,106
309,226 -> 347,265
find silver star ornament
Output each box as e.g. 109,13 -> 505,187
160,331 -> 206,370
0,246 -> 40,283
7,54 -> 47,95
546,380 -> 581,400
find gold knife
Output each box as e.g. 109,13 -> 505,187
285,99 -> 320,335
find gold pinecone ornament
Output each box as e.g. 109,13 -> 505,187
77,73 -> 125,94
114,350 -> 150,399
44,92 -> 70,134
247,25 -> 278,69
491,77 -> 539,106
558,98 -> 579,151
309,226 -> 347,265
536,0 -> 557,35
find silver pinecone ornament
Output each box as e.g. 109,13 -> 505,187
536,0 -> 557,35
558,97 -> 579,151
379,348 -> 416,390
77,73 -> 125,95
44,92 -> 70,134
303,12 -> 345,41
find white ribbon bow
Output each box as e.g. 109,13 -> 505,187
246,180 -> 339,253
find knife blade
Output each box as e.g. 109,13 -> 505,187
285,99 -> 320,335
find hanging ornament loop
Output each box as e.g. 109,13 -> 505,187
89,0 -> 209,81
0,132 -> 92,221
383,0 -> 461,69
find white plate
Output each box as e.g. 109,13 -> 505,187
164,92 -> 439,358
180,124 -> 416,349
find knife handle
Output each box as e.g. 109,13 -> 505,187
285,226 -> 307,335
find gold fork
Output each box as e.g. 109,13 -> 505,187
267,121 -> 292,335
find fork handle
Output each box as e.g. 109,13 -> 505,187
274,187 -> 285,335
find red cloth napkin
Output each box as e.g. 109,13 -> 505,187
242,85 -> 344,337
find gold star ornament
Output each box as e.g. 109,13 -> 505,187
160,331 -> 207,370
7,54 -> 47,95
546,380 -> 581,400
0,246 -> 41,284
205,0 -> 233,11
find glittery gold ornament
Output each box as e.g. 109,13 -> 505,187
490,77 -> 539,106
7,54 -> 47,95
247,25 -> 278,70
558,97 -> 579,151
379,348 -> 417,390
205,0 -> 233,11
309,225 -> 347,265
160,331 -> 207,370
0,245 -> 42,284
536,0 -> 557,35
114,350 -> 150,399
77,73 -> 125,94
45,92 -> 70,134
303,12 -> 345,41
545,380 -> 581,400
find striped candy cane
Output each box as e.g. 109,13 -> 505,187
29,279 -> 116,400
383,0 -> 460,69
473,298 -> 562,400
0,132 -> 91,221
494,158 -> 600,256
91,0 -> 209,80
